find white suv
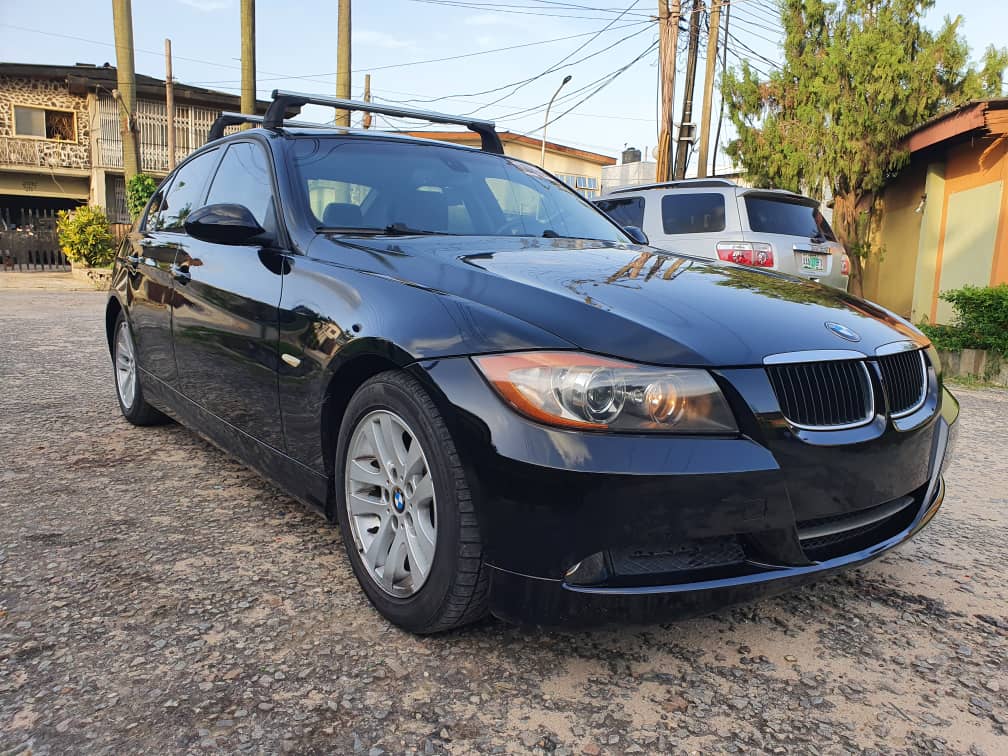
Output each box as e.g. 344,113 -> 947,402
596,179 -> 850,290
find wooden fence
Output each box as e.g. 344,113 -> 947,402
0,208 -> 68,271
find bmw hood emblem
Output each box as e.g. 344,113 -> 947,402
825,321 -> 861,342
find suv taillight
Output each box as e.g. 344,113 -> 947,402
840,254 -> 851,276
716,242 -> 774,268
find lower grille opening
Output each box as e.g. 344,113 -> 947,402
797,495 -> 919,561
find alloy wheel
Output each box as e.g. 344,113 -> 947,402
344,409 -> 437,597
115,321 -> 137,410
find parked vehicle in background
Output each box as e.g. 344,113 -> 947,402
596,179 -> 851,290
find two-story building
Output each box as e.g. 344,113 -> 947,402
0,61 -> 264,231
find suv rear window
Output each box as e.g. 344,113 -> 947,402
744,196 -> 836,240
595,197 -> 644,229
661,193 -> 725,234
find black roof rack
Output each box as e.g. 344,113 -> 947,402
206,112 -> 322,142
262,90 -> 504,154
610,178 -> 738,193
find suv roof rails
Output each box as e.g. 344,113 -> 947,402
610,178 -> 738,194
259,90 -> 505,154
206,112 -> 324,143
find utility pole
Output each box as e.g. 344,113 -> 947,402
674,0 -> 703,180
336,0 -> 351,126
713,1 -> 730,175
240,0 -> 256,117
165,38 -> 176,170
362,73 -> 372,129
111,0 -> 140,181
696,0 -> 722,177
655,1 -> 681,183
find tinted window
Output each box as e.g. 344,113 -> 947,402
661,193 -> 726,234
143,179 -> 172,232
744,196 -> 836,240
157,149 -> 219,231
291,138 -> 626,242
206,142 -> 276,232
596,197 -> 645,228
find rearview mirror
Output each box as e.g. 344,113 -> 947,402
184,204 -> 267,245
623,225 -> 648,246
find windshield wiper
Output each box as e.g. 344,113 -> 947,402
383,223 -> 454,236
316,224 -> 454,236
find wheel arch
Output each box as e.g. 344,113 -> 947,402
105,295 -> 124,357
318,340 -> 455,518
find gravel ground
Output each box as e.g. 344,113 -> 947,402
1,289 -> 1006,755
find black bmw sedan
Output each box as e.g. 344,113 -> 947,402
105,92 -> 958,633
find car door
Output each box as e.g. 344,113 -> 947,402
169,139 -> 287,450
122,150 -> 224,386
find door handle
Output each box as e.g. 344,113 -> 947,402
170,263 -> 191,284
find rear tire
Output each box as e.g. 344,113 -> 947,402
112,312 -> 167,426
334,370 -> 489,633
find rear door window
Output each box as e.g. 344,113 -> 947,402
158,148 -> 220,231
744,196 -> 836,240
595,196 -> 645,228
661,193 -> 726,234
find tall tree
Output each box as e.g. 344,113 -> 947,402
722,0 -> 1007,295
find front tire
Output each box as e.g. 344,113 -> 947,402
334,371 -> 489,633
112,312 -> 167,426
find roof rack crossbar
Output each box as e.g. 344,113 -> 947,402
207,112 -> 323,143
263,90 -> 504,154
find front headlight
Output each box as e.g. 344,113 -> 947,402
472,351 -> 738,433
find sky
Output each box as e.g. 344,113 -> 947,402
1,0 -> 1003,171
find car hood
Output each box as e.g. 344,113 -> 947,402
327,235 -> 925,366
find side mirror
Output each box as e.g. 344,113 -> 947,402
623,225 -> 649,246
184,203 -> 267,245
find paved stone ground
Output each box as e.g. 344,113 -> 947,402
1,289 -> 1005,755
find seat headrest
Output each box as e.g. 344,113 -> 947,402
322,202 -> 363,228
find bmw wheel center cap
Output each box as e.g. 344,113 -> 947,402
393,490 -> 406,513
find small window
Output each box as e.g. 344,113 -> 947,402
744,196 -> 836,240
157,148 -> 220,231
143,180 -> 171,232
206,142 -> 276,232
661,193 -> 726,234
13,105 -> 77,140
596,197 -> 645,229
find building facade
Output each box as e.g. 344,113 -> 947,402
864,99 -> 1008,323
402,130 -> 616,199
0,62 -> 261,229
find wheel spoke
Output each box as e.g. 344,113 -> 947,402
379,414 -> 407,471
348,458 -> 385,488
362,516 -> 394,571
405,520 -> 434,583
382,525 -> 407,589
367,419 -> 393,479
348,492 -> 386,518
402,438 -> 425,480
411,474 -> 434,506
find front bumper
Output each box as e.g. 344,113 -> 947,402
417,357 -> 958,626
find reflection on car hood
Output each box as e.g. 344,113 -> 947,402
324,235 -> 925,366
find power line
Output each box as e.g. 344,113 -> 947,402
402,0 -> 651,22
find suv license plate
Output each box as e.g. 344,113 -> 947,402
801,253 -> 825,272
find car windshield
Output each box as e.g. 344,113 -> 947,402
744,195 -> 837,241
291,137 -> 628,242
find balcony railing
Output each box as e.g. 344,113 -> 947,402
95,95 -> 225,174
0,136 -> 88,170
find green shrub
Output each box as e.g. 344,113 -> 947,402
56,205 -> 115,267
919,283 -> 1008,356
126,173 -> 159,220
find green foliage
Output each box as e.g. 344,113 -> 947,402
126,173 -> 159,221
722,0 -> 1008,293
919,284 -> 1008,356
56,206 -> 115,267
